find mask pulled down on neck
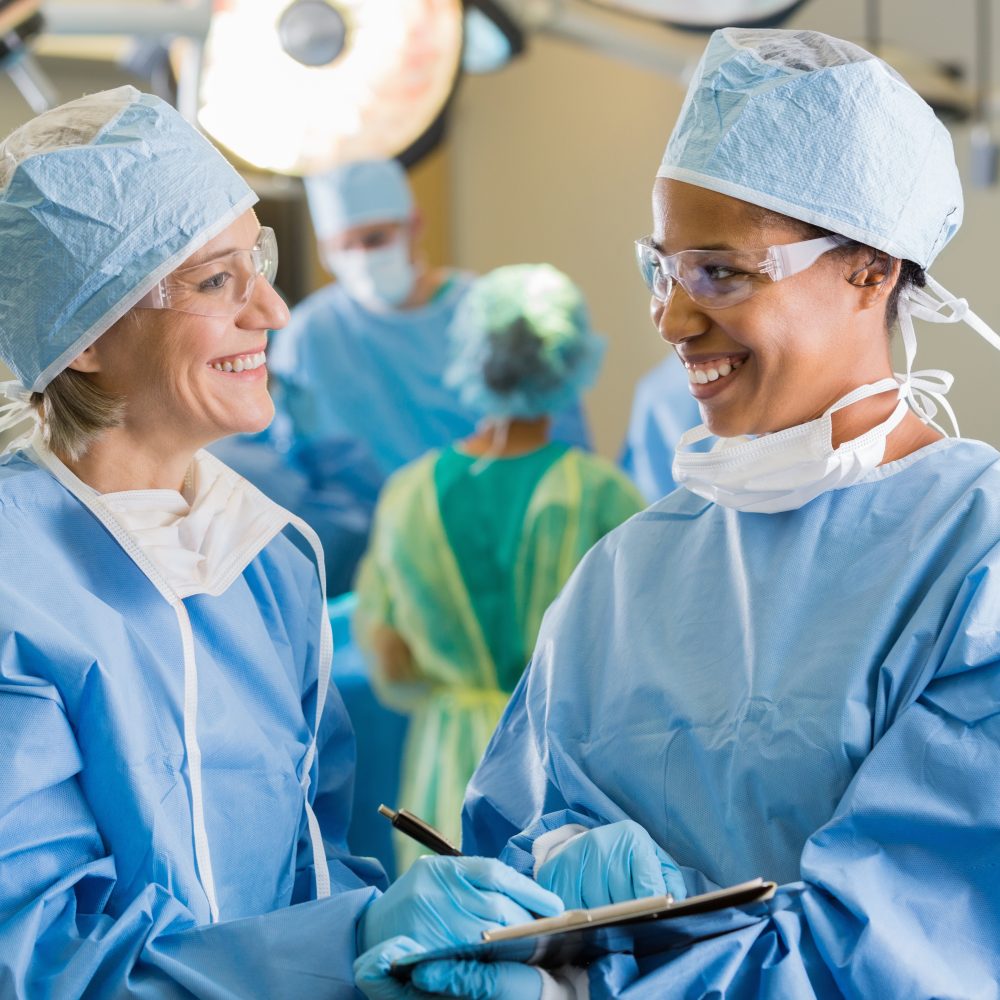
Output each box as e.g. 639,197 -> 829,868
672,378 -> 909,514
325,240 -> 416,310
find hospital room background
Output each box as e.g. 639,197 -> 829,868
2,0 -> 998,880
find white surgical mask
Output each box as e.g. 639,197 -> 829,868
672,377 -> 910,513
326,240 -> 416,309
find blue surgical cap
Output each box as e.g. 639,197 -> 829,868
0,85 -> 256,391
304,159 -> 414,242
445,264 -> 606,420
658,28 -> 963,268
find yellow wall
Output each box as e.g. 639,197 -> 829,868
409,145 -> 452,271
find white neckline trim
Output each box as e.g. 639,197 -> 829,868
856,437 -> 964,485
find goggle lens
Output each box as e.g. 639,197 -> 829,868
635,235 -> 842,310
634,239 -> 756,309
139,226 -> 278,317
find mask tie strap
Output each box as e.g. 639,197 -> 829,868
0,381 -> 41,458
895,274 -> 1000,439
896,369 -> 959,438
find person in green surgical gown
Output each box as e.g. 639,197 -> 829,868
354,263 -> 643,872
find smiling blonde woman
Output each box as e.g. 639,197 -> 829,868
0,86 -> 565,1000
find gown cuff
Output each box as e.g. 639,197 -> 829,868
531,825 -> 590,876
539,965 -> 590,1000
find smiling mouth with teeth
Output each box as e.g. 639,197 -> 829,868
209,351 -> 267,373
684,357 -> 744,385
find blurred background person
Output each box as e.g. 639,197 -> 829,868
353,263 -> 643,873
619,352 -> 702,502
259,163 -> 601,873
268,159 -> 593,495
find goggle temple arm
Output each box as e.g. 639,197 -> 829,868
764,235 -> 846,281
133,281 -> 167,310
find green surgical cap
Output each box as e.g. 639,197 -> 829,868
445,264 -> 606,420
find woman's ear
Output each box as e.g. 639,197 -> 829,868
66,342 -> 101,374
845,251 -> 900,311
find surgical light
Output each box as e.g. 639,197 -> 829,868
197,0 -> 464,176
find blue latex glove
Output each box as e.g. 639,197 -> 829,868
354,936 -> 544,1000
359,856 -> 563,953
355,936 -> 428,1000
536,820 -> 687,908
411,957 -> 543,999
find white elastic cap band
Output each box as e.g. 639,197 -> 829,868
0,381 -> 41,458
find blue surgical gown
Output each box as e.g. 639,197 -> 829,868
619,354 -> 702,502
0,451 -> 386,998
267,276 -> 592,482
464,438 -> 1000,998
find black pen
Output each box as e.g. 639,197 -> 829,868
378,804 -> 463,857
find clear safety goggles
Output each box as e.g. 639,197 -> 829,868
634,234 -> 844,309
136,226 -> 278,317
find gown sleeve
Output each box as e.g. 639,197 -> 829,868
0,647 -> 379,999
463,553 -> 1000,998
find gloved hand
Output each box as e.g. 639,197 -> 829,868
536,820 -> 687,908
354,936 -> 427,1000
411,956 -> 544,999
359,855 -> 563,954
354,936 -> 545,1000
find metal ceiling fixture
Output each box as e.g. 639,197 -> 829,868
970,0 -> 999,186
277,0 -> 349,68
1,0 -> 57,112
585,0 -> 812,30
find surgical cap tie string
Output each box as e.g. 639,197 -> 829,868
895,275 -> 1000,439
470,418 -> 510,476
0,381 -> 40,458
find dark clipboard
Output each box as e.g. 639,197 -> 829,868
391,878 -> 777,978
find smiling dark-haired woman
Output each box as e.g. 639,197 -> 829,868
462,28 -> 1000,999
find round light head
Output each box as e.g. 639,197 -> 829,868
198,0 -> 464,175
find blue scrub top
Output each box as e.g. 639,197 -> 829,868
465,438 -> 1000,997
0,451 -> 386,998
